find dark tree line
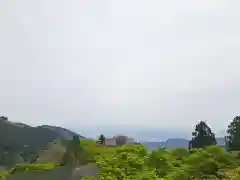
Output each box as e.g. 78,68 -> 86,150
226,116 -> 240,151
189,116 -> 240,151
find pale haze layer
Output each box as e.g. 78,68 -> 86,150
0,0 -> 240,140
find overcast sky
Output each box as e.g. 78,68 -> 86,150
0,0 -> 240,138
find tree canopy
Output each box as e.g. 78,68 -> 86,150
226,116 -> 240,151
190,121 -> 217,149
97,134 -> 106,145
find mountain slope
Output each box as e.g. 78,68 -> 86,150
141,141 -> 162,151
0,119 -> 85,154
160,138 -> 189,148
40,125 -> 85,140
36,142 -> 66,164
0,120 -> 58,152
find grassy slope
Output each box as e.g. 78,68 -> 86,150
36,142 -> 66,164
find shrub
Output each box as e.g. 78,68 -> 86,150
148,148 -> 174,177
165,169 -> 190,180
182,149 -> 219,176
170,147 -> 189,160
0,171 -> 9,179
204,145 -> 236,168
81,145 -> 239,179
9,163 -> 57,174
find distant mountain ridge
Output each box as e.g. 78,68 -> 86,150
40,125 -> 85,140
141,141 -> 163,151
160,138 -> 189,148
142,137 -> 226,150
0,117 -> 85,154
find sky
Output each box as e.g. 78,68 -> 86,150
0,0 -> 240,139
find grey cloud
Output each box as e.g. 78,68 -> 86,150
0,0 -> 240,138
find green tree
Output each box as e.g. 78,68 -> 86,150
183,148 -> 219,177
81,144 -> 237,179
226,116 -> 240,151
190,121 -> 217,148
98,134 -> 105,145
170,147 -> 189,160
95,145 -> 158,179
148,148 -> 174,177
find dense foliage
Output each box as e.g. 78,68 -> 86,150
0,163 -> 56,178
82,144 -> 240,180
61,139 -> 116,165
0,116 -> 85,166
190,121 -> 217,149
61,118 -> 240,179
0,117 -> 60,153
2,116 -> 240,179
226,116 -> 240,151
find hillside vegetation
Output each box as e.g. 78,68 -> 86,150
81,144 -> 240,180
0,118 -> 58,152
70,117 -> 240,179
0,116 -> 85,166
1,143 -> 240,179
39,125 -> 85,140
2,116 -> 240,179
36,142 -> 66,164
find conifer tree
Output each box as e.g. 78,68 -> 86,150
190,121 -> 217,148
226,116 -> 240,151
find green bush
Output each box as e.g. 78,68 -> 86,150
116,144 -> 148,157
165,169 -> 190,180
148,148 -> 174,177
0,163 -> 57,179
0,171 -> 9,179
94,145 -> 158,179
182,148 -> 219,176
204,145 -> 236,168
170,147 -> 189,160
9,163 -> 57,174
80,145 -> 239,179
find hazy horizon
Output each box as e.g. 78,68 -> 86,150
0,0 -> 239,139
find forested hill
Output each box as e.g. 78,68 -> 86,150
39,125 -> 85,140
0,116 -> 85,153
